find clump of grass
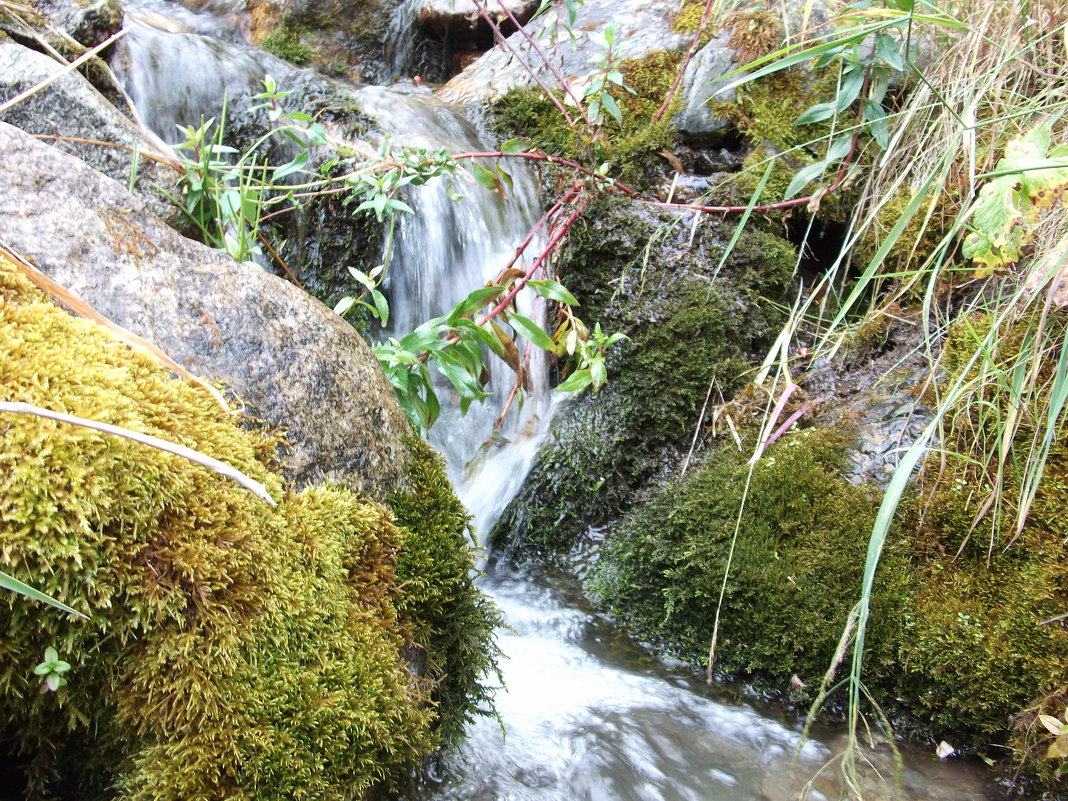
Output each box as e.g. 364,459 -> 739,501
717,0 -> 1068,791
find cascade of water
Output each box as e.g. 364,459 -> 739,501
113,0 -> 557,538
113,3 -> 293,143
381,0 -> 425,82
352,85 -> 557,536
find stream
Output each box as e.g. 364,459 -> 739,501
111,4 -> 1009,799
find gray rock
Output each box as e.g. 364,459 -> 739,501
0,40 -> 182,225
438,0 -> 689,104
0,121 -> 411,499
674,32 -> 735,145
673,0 -> 832,144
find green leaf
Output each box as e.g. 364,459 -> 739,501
590,357 -> 607,389
34,663 -> 53,676
874,32 -> 904,71
784,159 -> 829,200
506,313 -> 556,351
0,571 -> 86,618
44,647 -> 58,663
371,289 -> 389,326
448,286 -> 506,323
796,102 -> 836,125
307,123 -> 327,146
836,65 -> 866,113
500,137 -> 528,155
526,279 -> 580,306
273,150 -> 308,180
863,100 -> 889,148
555,368 -> 591,393
386,198 -> 415,216
472,163 -> 502,192
601,93 -> 623,125
434,354 -> 484,400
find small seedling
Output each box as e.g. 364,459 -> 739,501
34,646 -> 71,692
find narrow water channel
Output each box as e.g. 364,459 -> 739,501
110,5 -> 1014,798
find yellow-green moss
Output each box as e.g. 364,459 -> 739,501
390,437 -> 503,746
485,50 -> 684,187
260,25 -> 316,66
0,254 -> 497,799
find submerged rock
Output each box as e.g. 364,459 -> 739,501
0,121 -> 409,499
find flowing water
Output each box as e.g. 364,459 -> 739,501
111,5 -> 1007,799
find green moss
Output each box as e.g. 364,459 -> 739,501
485,50 -> 684,188
390,437 -> 503,746
0,254 -> 497,798
260,26 -> 316,66
490,199 -> 796,553
586,428 -> 908,689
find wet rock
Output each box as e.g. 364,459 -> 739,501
0,121 -> 411,499
674,31 -> 736,145
419,0 -> 539,52
674,0 -> 831,145
491,197 -> 797,556
34,0 -> 124,47
246,0 -> 401,81
0,40 -> 182,225
438,0 -> 689,104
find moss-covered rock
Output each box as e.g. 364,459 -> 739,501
586,427 -> 908,689
0,253 -> 498,799
489,197 -> 795,555
484,49 -> 684,188
390,437 -> 503,746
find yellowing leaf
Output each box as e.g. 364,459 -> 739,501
963,125 -> 1068,273
1047,735 -> 1068,760
1040,714 -> 1068,736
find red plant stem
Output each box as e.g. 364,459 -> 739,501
644,131 -> 859,214
479,198 -> 588,324
764,397 -> 826,448
452,151 -> 639,195
493,187 -> 579,281
489,0 -> 594,127
468,0 -> 578,127
653,0 -> 719,122
440,192 -> 588,349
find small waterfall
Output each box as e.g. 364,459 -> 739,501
382,0 -> 424,82
352,85 -> 556,535
112,0 -> 558,536
113,3 -> 293,143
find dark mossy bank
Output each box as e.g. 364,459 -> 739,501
489,197 -> 795,556
0,254 -> 500,800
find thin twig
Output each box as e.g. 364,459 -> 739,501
653,0 -> 719,122
0,26 -> 129,114
256,230 -> 303,288
468,0 -> 580,127
0,402 -> 276,506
